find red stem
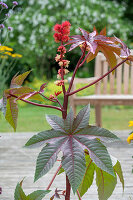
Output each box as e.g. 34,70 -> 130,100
67,47 -> 87,93
46,164 -> 62,190
68,58 -> 128,96
9,93 -> 62,112
77,190 -> 82,200
65,175 -> 71,200
79,51 -> 91,68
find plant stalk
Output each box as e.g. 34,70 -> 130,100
65,175 -> 71,200
68,58 -> 128,96
46,164 -> 62,190
9,93 -> 62,112
77,190 -> 82,200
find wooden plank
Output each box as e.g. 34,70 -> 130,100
102,61 -> 108,94
123,62 -> 129,94
109,71 -> 115,94
116,58 -> 122,94
95,54 -> 102,94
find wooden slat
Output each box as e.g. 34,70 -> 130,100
95,54 -> 102,94
116,58 -> 122,94
131,62 -> 133,94
123,62 -> 129,94
110,71 -> 115,94
102,61 -> 108,94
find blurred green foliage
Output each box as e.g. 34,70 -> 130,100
5,0 -> 133,79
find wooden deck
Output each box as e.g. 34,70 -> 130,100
0,131 -> 133,200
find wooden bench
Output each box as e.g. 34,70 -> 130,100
69,52 -> 133,127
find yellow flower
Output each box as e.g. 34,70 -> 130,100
127,133 -> 133,144
128,121 -> 133,127
4,51 -> 12,56
0,46 -> 13,52
11,53 -> 22,58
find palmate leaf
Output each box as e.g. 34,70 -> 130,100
62,137 -> 86,193
78,154 -> 95,197
14,183 -> 27,200
74,136 -> 114,176
77,125 -> 120,143
3,71 -> 46,130
7,86 -> 44,102
78,154 -> 124,199
11,70 -> 31,88
96,167 -> 117,200
5,97 -> 18,131
14,182 -> 50,200
72,105 -> 90,133
25,105 -> 119,193
27,190 -> 50,200
35,137 -> 67,181
114,160 -> 124,191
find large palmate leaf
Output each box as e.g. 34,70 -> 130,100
62,137 -> 86,193
14,182 -> 50,200
78,154 -> 124,199
35,137 -> 67,181
25,105 -> 120,193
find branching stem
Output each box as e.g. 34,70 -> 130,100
67,46 -> 87,93
77,190 -> 82,200
9,93 -> 62,112
46,164 -> 62,190
68,58 -> 128,96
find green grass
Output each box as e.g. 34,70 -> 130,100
0,104 -> 133,132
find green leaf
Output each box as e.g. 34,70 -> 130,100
14,183 -> 27,200
25,129 -> 65,148
78,154 -> 95,197
72,105 -> 90,134
27,190 -> 50,200
74,136 -> 114,176
114,160 -> 124,191
5,97 -> 18,131
11,71 -> 31,88
96,167 -> 117,200
46,115 -> 66,133
77,125 -> 120,143
62,137 -> 86,193
57,167 -> 64,175
35,137 -> 67,181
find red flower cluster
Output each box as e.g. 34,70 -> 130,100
57,69 -> 69,79
54,80 -> 65,86
53,21 -> 71,43
58,46 -> 66,54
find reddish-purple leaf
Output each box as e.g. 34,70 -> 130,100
39,83 -> 47,93
10,71 -> 31,88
